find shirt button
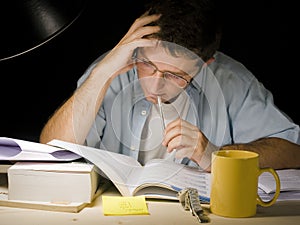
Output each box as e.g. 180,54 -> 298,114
141,110 -> 147,116
130,146 -> 136,151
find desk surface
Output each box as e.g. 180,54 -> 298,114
1,185 -> 300,225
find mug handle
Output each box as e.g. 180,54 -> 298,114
256,168 -> 281,207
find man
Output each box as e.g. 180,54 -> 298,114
40,0 -> 300,171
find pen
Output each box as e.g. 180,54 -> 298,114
157,96 -> 166,131
157,96 -> 176,161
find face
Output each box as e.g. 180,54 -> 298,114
135,45 -> 200,104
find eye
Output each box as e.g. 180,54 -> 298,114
142,60 -> 154,69
136,58 -> 153,68
164,72 -> 182,80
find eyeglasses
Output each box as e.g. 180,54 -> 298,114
132,56 -> 190,88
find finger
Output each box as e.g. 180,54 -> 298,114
97,38 -> 160,78
165,117 -> 181,133
127,14 -> 161,36
113,38 -> 160,57
167,118 -> 197,132
121,25 -> 160,45
166,133 -> 196,153
165,118 -> 194,135
168,143 -> 195,159
163,119 -> 196,146
163,125 -> 181,147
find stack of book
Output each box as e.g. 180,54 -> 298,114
8,161 -> 100,203
0,137 -> 108,213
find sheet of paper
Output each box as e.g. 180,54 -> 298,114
258,188 -> 300,201
133,159 -> 211,198
0,137 -> 81,161
258,169 -> 300,194
102,195 -> 149,216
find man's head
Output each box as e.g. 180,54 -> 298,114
133,0 -> 221,104
144,0 -> 222,62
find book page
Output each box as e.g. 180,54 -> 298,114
258,169 -> 300,194
258,188 -> 300,202
131,159 -> 211,199
0,137 -> 81,161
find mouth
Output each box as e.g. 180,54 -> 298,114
146,94 -> 165,103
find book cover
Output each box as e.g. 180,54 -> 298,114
0,173 -> 111,213
8,161 -> 100,203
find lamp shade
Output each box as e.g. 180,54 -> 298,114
0,0 -> 86,61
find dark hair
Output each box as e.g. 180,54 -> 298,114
145,0 -> 222,62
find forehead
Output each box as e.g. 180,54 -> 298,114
137,45 -> 202,76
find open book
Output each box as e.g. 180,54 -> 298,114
258,169 -> 300,194
47,139 -> 211,203
0,137 -> 81,161
258,169 -> 300,202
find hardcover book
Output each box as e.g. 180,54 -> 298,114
7,161 -> 100,203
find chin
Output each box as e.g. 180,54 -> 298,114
145,96 -> 157,104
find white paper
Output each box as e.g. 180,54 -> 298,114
0,137 -> 82,161
258,169 -> 300,194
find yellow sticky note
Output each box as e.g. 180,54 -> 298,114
102,195 -> 149,216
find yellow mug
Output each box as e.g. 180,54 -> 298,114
210,150 -> 280,218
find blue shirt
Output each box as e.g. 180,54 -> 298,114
77,51 -> 300,166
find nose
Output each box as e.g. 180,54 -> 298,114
152,69 -> 164,79
149,71 -> 165,92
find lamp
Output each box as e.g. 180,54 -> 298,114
0,0 -> 86,61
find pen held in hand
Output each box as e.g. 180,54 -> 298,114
157,96 -> 176,161
157,96 -> 166,131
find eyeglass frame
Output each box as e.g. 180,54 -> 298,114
131,56 -> 191,88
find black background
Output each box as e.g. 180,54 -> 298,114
0,0 -> 296,142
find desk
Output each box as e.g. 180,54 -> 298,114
1,185 -> 300,225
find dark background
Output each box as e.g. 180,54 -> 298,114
0,0 -> 296,142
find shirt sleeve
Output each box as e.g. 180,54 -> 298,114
230,76 -> 300,144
